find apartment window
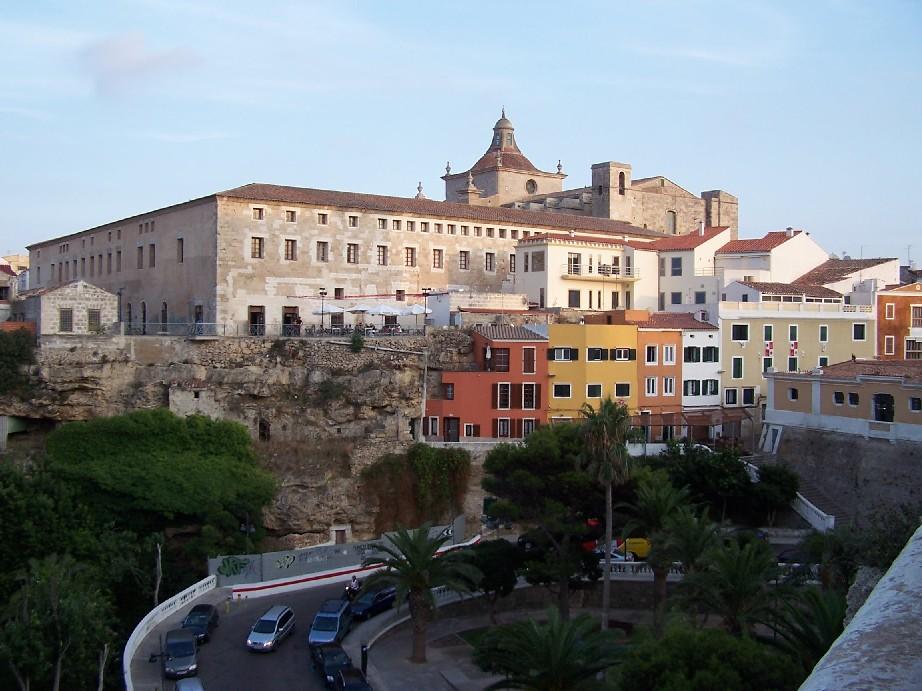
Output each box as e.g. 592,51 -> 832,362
731,356 -> 743,379
852,323 -> 866,341
498,228 -> 506,239
913,306 -> 922,327
523,348 -> 536,374
702,346 -> 719,362
459,251 -> 470,270
497,383 -> 511,409
435,223 -> 443,234
725,388 -> 738,405
763,324 -> 773,341
443,383 -> 454,400
474,226 -> 481,236
615,383 -> 631,398
568,290 -> 580,308
683,346 -> 701,363
420,222 -> 429,232
663,377 -> 675,396
908,340 -> 922,359
683,380 -> 700,396
335,288 -> 345,300
58,308 -> 73,332
405,247 -> 417,267
461,225 -> 469,235
377,218 -> 387,230
146,244 -> 154,267
447,224 -> 456,235
788,387 -> 799,401
731,324 -> 749,341
392,219 -> 401,231
671,257 -> 682,276
285,210 -> 297,222
486,227 -> 494,238
885,303 -> 895,319
694,291 -> 707,304
788,324 -> 798,342
742,387 -> 755,405
666,210 -> 677,234
910,397 -> 921,412
833,391 -> 845,405
87,309 -> 101,332
612,348 -> 632,361
788,357 -> 798,372
523,383 -> 537,409
427,417 -> 439,436
819,356 -> 829,367
464,423 -> 475,437
346,243 -> 359,264
496,418 -> 511,438
532,251 -> 545,272
581,383 -> 600,399
432,248 -> 443,269
107,253 -> 112,274
663,345 -> 676,364
763,357 -> 773,373
703,379 -> 719,396
136,246 -> 144,268
493,348 -> 510,372
89,256 -> 94,277
645,345 -> 657,364
116,251 -> 121,272
348,215 -> 359,228
848,392 -> 860,406
376,246 -> 388,266
407,221 -> 415,232
553,383 -> 572,398
671,292 -> 682,305
316,241 -> 329,262
884,335 -> 895,355
485,252 -> 495,272
251,237 -> 264,258
587,347 -> 607,362
659,258 -> 665,277
645,377 -> 657,396
176,238 -> 184,263
284,239 -> 298,261
819,325 -> 828,343
252,207 -> 264,220
551,347 -> 578,361
509,254 -> 516,273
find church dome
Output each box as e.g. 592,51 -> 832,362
494,115 -> 514,130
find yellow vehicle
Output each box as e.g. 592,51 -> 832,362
615,537 -> 652,560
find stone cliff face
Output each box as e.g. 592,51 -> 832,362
1,331 -> 476,547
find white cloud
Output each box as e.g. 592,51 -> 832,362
78,33 -> 198,97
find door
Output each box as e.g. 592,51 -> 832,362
444,417 -> 460,442
249,306 -> 265,336
282,307 -> 300,336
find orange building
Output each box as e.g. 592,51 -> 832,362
877,283 -> 922,360
629,313 -> 686,441
426,325 -> 548,441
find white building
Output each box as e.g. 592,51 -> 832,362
793,257 -> 901,306
715,229 -> 829,288
681,319 -> 722,410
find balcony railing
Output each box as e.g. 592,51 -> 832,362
560,264 -> 639,280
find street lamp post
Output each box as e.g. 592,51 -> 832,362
319,288 -> 327,333
421,287 -> 432,336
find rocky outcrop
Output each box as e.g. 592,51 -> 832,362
1,330 -> 477,546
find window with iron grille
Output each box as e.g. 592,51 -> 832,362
59,308 -> 73,332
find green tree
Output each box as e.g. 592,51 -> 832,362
618,471 -> 689,635
579,397 -> 631,631
651,445 -> 750,523
362,525 -> 481,663
482,424 -> 601,620
470,540 -> 524,624
661,507 -> 720,575
762,587 -> 846,675
616,623 -> 802,691
0,328 -> 35,397
751,465 -> 799,526
474,608 -> 623,690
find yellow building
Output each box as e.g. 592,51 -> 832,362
547,323 -> 639,420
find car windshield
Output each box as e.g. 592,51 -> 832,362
184,613 -> 208,625
324,650 -> 350,666
313,615 -> 338,632
252,619 -> 277,634
354,591 -> 377,606
167,640 -> 195,657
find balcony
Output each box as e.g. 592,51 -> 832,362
560,264 -> 640,282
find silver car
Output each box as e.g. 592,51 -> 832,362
246,605 -> 295,652
175,679 -> 205,691
163,629 -> 198,679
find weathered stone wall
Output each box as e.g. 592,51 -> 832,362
776,426 -> 922,525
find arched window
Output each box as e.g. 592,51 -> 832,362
666,211 -> 677,235
618,171 -> 626,196
160,302 -> 168,333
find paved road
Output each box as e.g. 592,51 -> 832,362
147,582 -> 352,691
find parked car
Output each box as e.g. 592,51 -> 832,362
181,603 -> 219,643
308,599 -> 353,647
592,546 -> 635,562
162,629 -> 198,679
175,679 -> 206,691
246,605 -> 295,652
613,537 -> 651,560
350,585 -> 397,621
311,644 -> 354,688
335,667 -> 373,691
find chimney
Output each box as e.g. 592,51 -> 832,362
785,226 -> 794,238
699,220 -> 705,236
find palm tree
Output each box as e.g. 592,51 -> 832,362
617,472 -> 689,635
474,608 -> 623,690
579,397 -> 631,630
681,538 -> 779,636
762,587 -> 846,674
661,507 -> 720,574
362,524 -> 481,663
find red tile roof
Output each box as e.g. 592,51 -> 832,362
473,325 -> 547,341
218,184 -> 666,238
815,359 -> 922,385
716,230 -> 802,254
794,258 -> 898,286
470,150 -> 539,174
645,227 -> 729,251
0,265 -> 17,277
737,281 -> 842,298
627,312 -> 718,330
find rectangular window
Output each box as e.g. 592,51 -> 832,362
819,325 -> 828,343
459,251 -> 470,270
135,246 -> 144,268
789,324 -> 798,342
551,347 -> 578,361
251,237 -> 264,259
884,335 -> 895,355
498,228 -> 506,239
683,346 -> 701,363
725,388 -> 738,405
376,245 -> 388,266
702,346 -> 719,362
788,357 -> 798,372
819,356 -> 829,367
703,379 -> 719,395
176,238 -> 184,263
405,247 -> 417,267
731,324 -> 749,341
788,387 -> 799,401
432,248 -> 443,269
522,383 -> 536,409
87,309 -> 101,332
523,347 -> 536,374
447,224 -> 456,234
420,222 -> 429,232
348,215 -> 359,228
442,383 -> 454,400
615,383 -> 631,398
395,289 -> 405,302
316,241 -> 329,262
59,308 -> 73,332
116,251 -> 121,272
852,323 -> 866,341
493,348 -> 510,372
497,418 -> 511,438
731,356 -> 743,379
848,392 -> 860,406
671,292 -> 682,305
485,252 -> 495,272
645,377 -> 657,396
833,391 -> 844,405
107,253 -> 112,274
286,210 -> 297,222
335,288 -> 345,300
612,348 -> 631,361
435,223 -> 443,234
908,340 -> 922,360
913,306 -> 922,328
671,257 -> 682,276
645,345 -> 657,364
407,221 -> 415,232
587,383 -> 603,398
464,423 -> 475,437
460,225 -> 468,235
694,291 -> 707,304
377,218 -> 387,230
531,251 -> 545,272
663,345 -> 676,364
683,380 -> 700,396
252,207 -> 264,220
284,239 -> 298,261
663,377 -> 675,396
509,254 -> 516,273
568,290 -> 580,308
910,397 -> 921,412
497,383 -> 511,409
473,226 -> 481,236
587,347 -> 607,362
392,219 -> 401,231
347,243 -> 359,264
553,383 -> 571,398
486,227 -> 494,238
763,357 -> 773,373
763,324 -> 773,341
428,417 -> 439,436
885,303 -> 895,319
742,387 -> 755,405
659,258 -> 665,277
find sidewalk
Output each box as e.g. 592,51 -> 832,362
347,607 -> 650,691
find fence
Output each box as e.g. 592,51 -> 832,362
122,575 -> 216,691
123,322 -> 425,338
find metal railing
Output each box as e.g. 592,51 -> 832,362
560,264 -> 639,279
121,322 -> 426,339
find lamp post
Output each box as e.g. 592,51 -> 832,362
421,287 -> 432,336
319,288 -> 327,333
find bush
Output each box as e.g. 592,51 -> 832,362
0,328 -> 36,396
350,330 -> 364,353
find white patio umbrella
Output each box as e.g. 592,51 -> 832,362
405,304 -> 432,315
347,304 -> 374,325
311,304 -> 345,315
366,304 -> 402,329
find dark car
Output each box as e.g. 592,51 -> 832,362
162,629 -> 198,679
335,667 -> 373,691
350,585 -> 397,621
312,644 -> 354,688
182,604 -> 220,643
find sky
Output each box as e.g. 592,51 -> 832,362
1,0 -> 920,262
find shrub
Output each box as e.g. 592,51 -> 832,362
0,329 -> 36,396
350,330 -> 364,353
